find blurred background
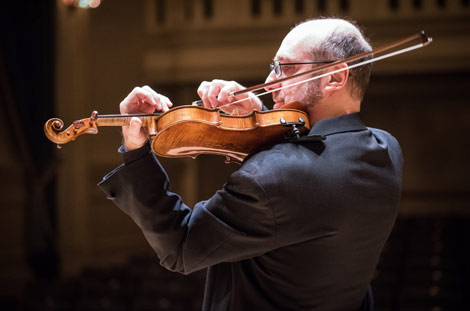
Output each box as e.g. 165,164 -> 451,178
0,0 -> 469,310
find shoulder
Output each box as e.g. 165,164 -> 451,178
368,127 -> 400,146
243,142 -> 313,168
367,127 -> 403,161
235,142 -> 321,190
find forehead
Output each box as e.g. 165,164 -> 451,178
274,29 -> 315,62
274,41 -> 309,62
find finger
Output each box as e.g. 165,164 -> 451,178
142,85 -> 174,112
197,81 -> 211,108
121,87 -> 143,114
125,117 -> 143,142
121,87 -> 158,114
217,86 -> 229,103
218,81 -> 240,103
123,117 -> 148,151
132,87 -> 158,110
197,81 -> 208,99
141,85 -> 163,111
207,81 -> 223,108
130,116 -> 142,130
159,94 -> 173,112
139,86 -> 173,112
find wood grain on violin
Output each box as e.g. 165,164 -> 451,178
44,105 -> 310,164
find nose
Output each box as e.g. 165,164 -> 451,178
264,70 -> 281,92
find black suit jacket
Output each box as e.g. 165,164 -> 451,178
99,113 -> 403,310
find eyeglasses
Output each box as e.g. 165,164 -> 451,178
269,60 -> 334,78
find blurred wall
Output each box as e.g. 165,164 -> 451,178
0,0 -> 469,298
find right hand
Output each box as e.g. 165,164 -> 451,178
120,86 -> 173,151
197,79 -> 262,114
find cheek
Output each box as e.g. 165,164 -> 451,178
280,87 -> 294,102
283,82 -> 314,104
278,79 -> 310,102
285,83 -> 308,98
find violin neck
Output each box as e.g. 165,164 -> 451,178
44,112 -> 160,147
95,114 -> 159,127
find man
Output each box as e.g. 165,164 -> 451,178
99,18 -> 403,310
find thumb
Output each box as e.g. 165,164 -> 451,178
123,117 -> 147,151
128,117 -> 143,136
130,116 -> 142,129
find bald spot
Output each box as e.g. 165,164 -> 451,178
278,19 -> 367,59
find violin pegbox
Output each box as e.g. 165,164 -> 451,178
44,111 -> 99,148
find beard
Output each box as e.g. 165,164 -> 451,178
296,78 -> 323,107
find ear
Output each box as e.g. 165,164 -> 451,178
323,63 -> 349,94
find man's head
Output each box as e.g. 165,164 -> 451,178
265,18 -> 372,120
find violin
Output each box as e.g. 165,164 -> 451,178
44,102 -> 311,164
44,32 -> 432,164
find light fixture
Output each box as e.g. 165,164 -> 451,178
62,0 -> 102,9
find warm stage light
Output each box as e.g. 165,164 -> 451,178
62,0 -> 102,9
88,0 -> 101,8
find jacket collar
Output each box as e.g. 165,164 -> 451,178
308,112 -> 367,136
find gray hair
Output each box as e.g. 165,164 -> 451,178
305,18 -> 373,101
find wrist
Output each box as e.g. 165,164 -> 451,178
124,141 -> 146,152
122,134 -> 146,152
119,140 -> 151,164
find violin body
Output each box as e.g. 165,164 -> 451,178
152,105 -> 310,163
44,105 -> 310,164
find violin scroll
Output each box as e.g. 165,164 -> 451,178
44,111 -> 99,148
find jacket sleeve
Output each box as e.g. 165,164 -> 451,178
98,143 -> 276,274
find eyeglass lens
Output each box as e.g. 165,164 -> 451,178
269,61 -> 281,77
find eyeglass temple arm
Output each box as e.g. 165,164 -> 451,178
276,61 -> 333,66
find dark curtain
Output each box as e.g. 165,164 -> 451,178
0,1 -> 58,278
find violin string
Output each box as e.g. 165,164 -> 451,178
223,42 -> 426,108
99,113 -> 161,118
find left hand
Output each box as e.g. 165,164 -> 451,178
120,85 -> 173,151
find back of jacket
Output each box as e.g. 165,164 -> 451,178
99,113 -> 403,311
204,113 -> 403,310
